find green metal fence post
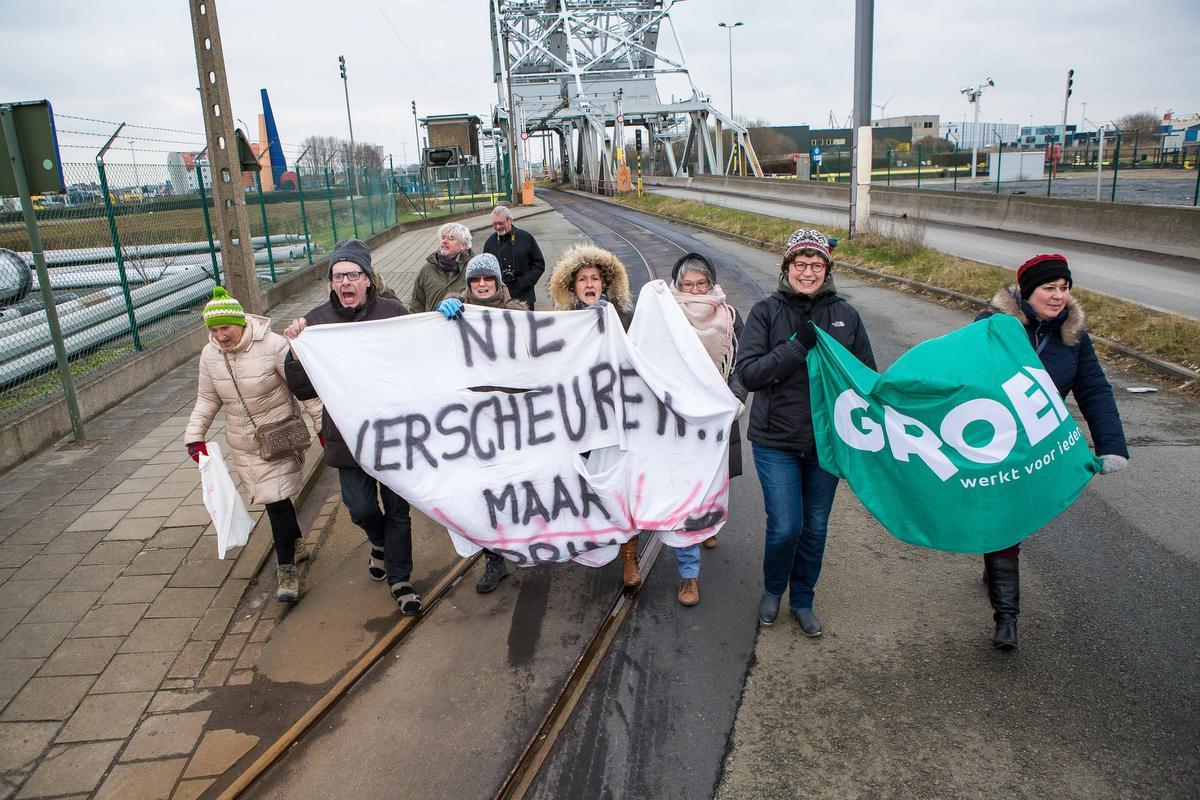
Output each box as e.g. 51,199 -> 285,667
995,140 -> 1002,194
1193,147 -> 1199,206
953,142 -> 958,191
389,155 -> 398,226
1110,132 -> 1122,202
886,147 -> 892,186
347,167 -> 360,239
447,175 -> 455,213
253,171 -> 276,282
195,167 -> 221,284
95,159 -> 143,350
323,167 -> 339,244
364,172 -> 374,237
916,145 -> 922,188
295,167 -> 313,265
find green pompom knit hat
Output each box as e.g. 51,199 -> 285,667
203,286 -> 247,328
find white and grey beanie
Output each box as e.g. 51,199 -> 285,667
783,228 -> 833,267
466,253 -> 503,282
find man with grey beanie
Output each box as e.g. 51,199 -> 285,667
283,239 -> 423,615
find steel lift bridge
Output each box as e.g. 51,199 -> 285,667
489,0 -> 763,189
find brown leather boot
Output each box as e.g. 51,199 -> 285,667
677,578 -> 699,606
620,540 -> 641,587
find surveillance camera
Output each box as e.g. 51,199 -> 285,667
987,78 -> 995,87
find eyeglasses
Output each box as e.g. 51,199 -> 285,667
791,262 -> 827,275
331,272 -> 366,283
680,279 -> 711,291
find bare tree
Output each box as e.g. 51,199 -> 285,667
1115,112 -> 1161,139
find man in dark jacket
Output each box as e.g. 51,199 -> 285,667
283,238 -> 421,615
483,205 -> 545,309
736,228 -> 875,636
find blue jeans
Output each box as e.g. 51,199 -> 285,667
338,467 -> 413,583
752,443 -> 839,611
674,544 -> 700,579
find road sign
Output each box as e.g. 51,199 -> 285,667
520,131 -> 530,141
0,100 -> 65,196
616,114 -> 625,123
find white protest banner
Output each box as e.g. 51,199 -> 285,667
291,281 -> 739,566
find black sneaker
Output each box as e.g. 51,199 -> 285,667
476,553 -> 509,594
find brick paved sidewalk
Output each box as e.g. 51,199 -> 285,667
0,205 -> 548,799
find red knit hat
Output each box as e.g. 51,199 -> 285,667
1016,254 -> 1071,299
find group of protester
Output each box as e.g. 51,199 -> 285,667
185,204 -> 1128,652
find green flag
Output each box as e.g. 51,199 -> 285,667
808,314 -> 1101,553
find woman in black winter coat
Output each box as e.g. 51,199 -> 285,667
735,229 -> 875,637
976,253 -> 1129,650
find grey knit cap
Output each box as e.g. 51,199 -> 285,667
466,253 -> 503,282
328,238 -> 374,279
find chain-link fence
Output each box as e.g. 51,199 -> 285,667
758,136 -> 1200,207
0,119 -> 514,427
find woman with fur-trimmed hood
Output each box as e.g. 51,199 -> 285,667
548,244 -> 642,587
974,254 -> 1128,652
548,243 -> 634,330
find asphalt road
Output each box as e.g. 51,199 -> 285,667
235,195 -> 1197,799
648,185 -> 1200,319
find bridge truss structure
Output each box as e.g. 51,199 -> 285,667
490,0 -> 763,189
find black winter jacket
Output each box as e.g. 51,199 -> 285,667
979,286 -> 1128,458
483,226 -> 545,308
284,291 -> 409,469
736,278 -> 875,454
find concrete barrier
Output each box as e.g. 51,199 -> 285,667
644,174 -> 1200,260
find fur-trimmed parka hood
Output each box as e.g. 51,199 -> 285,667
988,284 -> 1086,346
548,244 -> 632,312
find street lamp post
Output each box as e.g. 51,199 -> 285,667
339,55 -> 358,196
961,77 -> 994,180
718,21 -> 743,175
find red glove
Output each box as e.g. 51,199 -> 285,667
186,442 -> 208,463
317,433 -> 325,448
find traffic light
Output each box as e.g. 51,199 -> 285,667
411,100 -> 416,116
339,55 -> 347,80
635,128 -> 643,153
1065,69 -> 1073,98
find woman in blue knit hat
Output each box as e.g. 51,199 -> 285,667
185,287 -> 324,603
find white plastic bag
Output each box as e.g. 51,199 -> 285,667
199,442 -> 254,559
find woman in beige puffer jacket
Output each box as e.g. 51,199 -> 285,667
185,288 -> 322,602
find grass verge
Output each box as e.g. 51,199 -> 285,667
612,193 -> 1200,378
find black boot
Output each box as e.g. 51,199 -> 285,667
476,551 -> 509,594
984,555 -> 1020,651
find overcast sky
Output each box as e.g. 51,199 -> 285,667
2,0 -> 1197,167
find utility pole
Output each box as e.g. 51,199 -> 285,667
500,29 -> 522,204
718,21 -> 743,175
339,55 -> 358,197
188,0 -> 262,313
848,0 -> 873,238
412,101 -> 428,216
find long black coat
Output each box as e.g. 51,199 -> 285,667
736,279 -> 875,455
483,226 -> 545,309
979,286 -> 1128,458
284,291 -> 409,469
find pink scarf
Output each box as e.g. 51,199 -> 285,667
671,284 -> 737,379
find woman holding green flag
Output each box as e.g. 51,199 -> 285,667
977,254 -> 1129,651
736,229 -> 875,636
